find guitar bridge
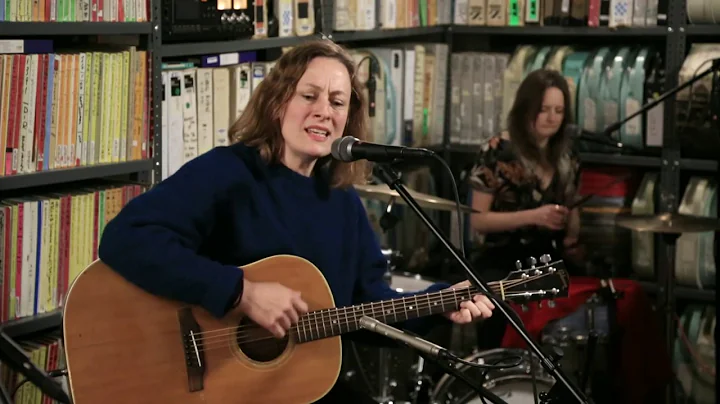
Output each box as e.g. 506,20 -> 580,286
178,307 -> 206,392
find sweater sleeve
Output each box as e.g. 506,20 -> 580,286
349,191 -> 452,337
98,149 -> 245,319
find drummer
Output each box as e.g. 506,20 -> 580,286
465,69 -> 584,348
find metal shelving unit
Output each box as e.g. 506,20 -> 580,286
0,310 -> 63,339
0,160 -> 153,192
0,22 -> 152,35
0,11 -> 156,400
452,25 -> 668,36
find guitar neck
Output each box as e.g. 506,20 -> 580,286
292,281 -> 500,343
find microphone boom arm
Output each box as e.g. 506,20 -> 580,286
603,58 -> 720,136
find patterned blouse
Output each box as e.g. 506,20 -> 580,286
467,135 -> 581,254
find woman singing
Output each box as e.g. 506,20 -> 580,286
97,40 -> 495,403
467,69 -> 582,348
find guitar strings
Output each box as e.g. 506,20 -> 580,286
192,273 -> 552,347
201,273 -> 552,346
184,273 -> 558,355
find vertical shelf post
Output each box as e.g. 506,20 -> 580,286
151,0 -> 163,186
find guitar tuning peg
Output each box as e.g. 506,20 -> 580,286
527,256 -> 537,268
540,254 -> 551,265
548,300 -> 556,308
515,260 -> 523,270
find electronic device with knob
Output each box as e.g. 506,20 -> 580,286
161,0 -> 256,43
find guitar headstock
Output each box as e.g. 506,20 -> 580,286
498,254 -> 569,309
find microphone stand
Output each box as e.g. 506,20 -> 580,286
414,349 -> 508,404
392,327 -> 508,404
602,58 -> 720,139
374,163 -> 591,404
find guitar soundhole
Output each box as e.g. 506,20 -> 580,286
236,317 -> 289,363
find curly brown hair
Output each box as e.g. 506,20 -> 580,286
228,39 -> 370,188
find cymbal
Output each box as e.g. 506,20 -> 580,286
354,184 -> 480,213
615,213 -> 720,233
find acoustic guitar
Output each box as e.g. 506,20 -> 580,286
62,254 -> 569,404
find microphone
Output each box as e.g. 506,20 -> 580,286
565,124 -> 641,152
358,316 -> 449,358
331,136 -> 436,163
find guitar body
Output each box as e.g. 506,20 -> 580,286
63,255 -> 342,404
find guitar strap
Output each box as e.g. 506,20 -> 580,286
630,172 -> 658,279
620,47 -> 649,149
562,50 -> 591,123
501,46 -> 537,131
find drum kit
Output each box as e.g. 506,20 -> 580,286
345,183 -> 720,404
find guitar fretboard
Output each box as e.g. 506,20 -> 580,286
290,284 -> 491,343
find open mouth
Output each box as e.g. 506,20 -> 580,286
306,128 -> 330,141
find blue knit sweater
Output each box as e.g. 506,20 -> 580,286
98,142 -> 449,339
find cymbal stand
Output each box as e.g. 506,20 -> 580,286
579,296 -> 600,395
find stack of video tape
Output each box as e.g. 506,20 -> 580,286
687,0 -> 720,25
676,43 -> 720,159
448,44 -> 666,153
454,0 -> 668,27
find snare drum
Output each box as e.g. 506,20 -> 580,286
431,348 -> 555,404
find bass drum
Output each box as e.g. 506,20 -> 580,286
431,348 -> 555,404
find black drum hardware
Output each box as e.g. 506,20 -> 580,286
161,0 -> 256,43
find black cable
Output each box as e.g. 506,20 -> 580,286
442,350 -> 524,370
431,153 -> 466,259
11,369 -> 67,399
431,151 -> 546,403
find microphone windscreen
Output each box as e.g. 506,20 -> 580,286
331,136 -> 356,162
